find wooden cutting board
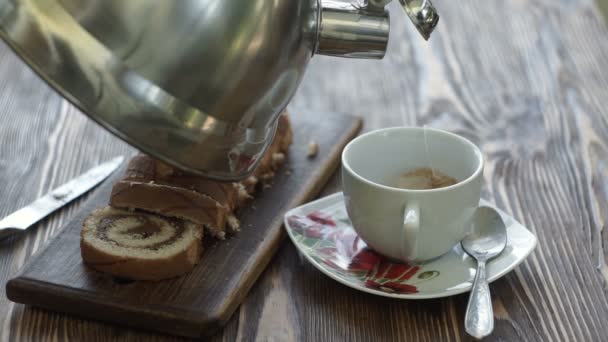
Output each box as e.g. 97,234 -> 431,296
6,110 -> 362,339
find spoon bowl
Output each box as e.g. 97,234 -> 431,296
462,207 -> 508,261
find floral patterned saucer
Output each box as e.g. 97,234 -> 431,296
284,192 -> 537,299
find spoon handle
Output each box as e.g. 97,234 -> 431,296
465,260 -> 494,339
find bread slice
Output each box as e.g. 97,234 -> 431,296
124,155 -> 242,210
81,207 -> 203,281
109,181 -> 231,239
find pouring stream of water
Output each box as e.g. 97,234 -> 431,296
423,125 -> 436,178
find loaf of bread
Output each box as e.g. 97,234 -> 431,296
81,112 -> 293,280
108,113 -> 292,238
81,206 -> 203,281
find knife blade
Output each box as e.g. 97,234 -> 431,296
0,156 -> 124,240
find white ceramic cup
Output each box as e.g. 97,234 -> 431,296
342,127 -> 484,262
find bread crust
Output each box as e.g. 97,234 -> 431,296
250,113 -> 292,189
109,181 -> 228,237
80,207 -> 203,281
124,155 -> 240,210
80,236 -> 202,281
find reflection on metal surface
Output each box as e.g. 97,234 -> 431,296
0,0 -> 318,180
0,0 -> 438,180
399,0 -> 439,40
0,156 -> 124,236
317,6 -> 390,58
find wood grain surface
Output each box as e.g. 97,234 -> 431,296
1,0 -> 608,341
5,110 -> 362,339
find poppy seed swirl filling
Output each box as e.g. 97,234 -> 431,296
96,214 -> 186,250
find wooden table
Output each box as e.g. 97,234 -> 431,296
1,0 -> 608,340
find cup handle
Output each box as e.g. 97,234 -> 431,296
401,203 -> 419,261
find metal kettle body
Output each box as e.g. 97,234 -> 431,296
0,0 -> 438,181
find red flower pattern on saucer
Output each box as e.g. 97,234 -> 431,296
286,210 -> 437,295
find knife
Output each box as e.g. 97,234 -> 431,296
0,156 -> 124,240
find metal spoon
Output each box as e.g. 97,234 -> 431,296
461,206 -> 508,339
